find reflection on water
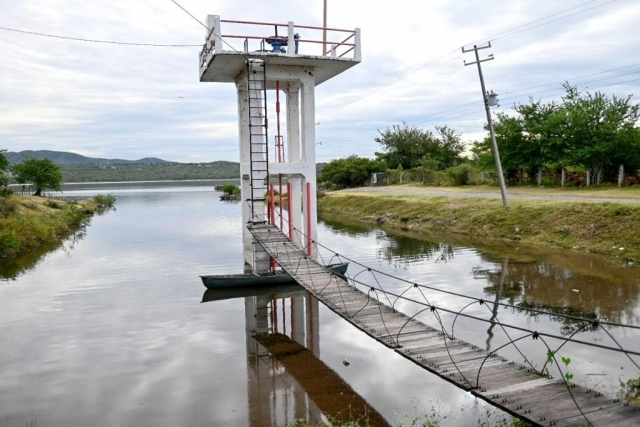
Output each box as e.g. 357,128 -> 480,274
0,228 -> 86,280
1,183 -> 639,426
205,284 -> 389,426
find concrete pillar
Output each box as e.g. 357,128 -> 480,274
561,168 -> 566,187
287,87 -> 301,163
300,76 -> 318,259
236,77 -> 254,267
286,87 -> 304,248
289,178 -> 304,248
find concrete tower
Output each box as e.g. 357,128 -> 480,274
200,16 -> 361,271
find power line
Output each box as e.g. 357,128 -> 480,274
467,0 -> 614,46
502,62 -> 640,94
169,0 -> 250,59
489,0 -> 623,43
501,69 -> 640,101
320,0 -> 625,123
0,25 -> 201,47
169,0 -> 207,30
319,75 -> 640,144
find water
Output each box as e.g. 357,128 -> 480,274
1,183 -> 639,427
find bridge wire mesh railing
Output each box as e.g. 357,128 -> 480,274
246,202 -> 640,425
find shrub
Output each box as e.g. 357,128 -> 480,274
445,164 -> 475,186
221,184 -> 240,195
92,194 -> 116,209
0,197 -> 16,218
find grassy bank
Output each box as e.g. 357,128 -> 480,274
0,194 -> 114,260
318,191 -> 640,261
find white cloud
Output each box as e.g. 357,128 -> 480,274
1,0 -> 639,162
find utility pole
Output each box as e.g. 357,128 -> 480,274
323,0 -> 328,55
462,42 -> 509,208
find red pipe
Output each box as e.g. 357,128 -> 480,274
279,176 -> 283,231
287,182 -> 293,240
269,184 -> 275,225
275,81 -> 284,233
306,182 -> 312,256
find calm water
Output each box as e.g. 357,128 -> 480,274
1,183 -> 639,426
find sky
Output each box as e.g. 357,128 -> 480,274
1,0 -> 639,163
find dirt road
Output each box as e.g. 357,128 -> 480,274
341,186 -> 640,204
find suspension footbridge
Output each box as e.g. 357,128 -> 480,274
248,223 -> 640,427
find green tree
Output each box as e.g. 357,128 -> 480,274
12,157 -> 63,196
559,84 -> 640,184
319,155 -> 386,189
374,122 -> 464,170
0,149 -> 9,190
516,100 -> 564,182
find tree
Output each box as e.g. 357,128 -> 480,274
0,149 -> 8,190
319,155 -> 386,189
374,122 -> 464,170
12,157 -> 63,196
560,84 -> 640,184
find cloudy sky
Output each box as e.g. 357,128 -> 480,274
1,0 -> 639,162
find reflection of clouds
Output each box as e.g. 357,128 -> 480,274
4,186 -> 640,426
316,304 -> 495,426
316,220 -> 640,400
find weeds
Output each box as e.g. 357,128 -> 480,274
43,199 -> 62,209
0,196 -> 98,259
0,196 -> 16,218
91,194 -> 116,209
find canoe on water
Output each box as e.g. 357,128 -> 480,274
200,262 -> 348,289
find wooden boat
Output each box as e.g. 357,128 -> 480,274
200,262 -> 348,289
201,283 -> 304,303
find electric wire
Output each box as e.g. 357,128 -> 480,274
467,0 -> 620,47
319,71 -> 640,144
489,0 -> 623,43
169,0 -> 251,59
0,25 -> 201,47
502,62 -> 640,95
321,0 -> 627,122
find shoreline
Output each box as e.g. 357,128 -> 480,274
0,195 -> 112,269
317,190 -> 640,263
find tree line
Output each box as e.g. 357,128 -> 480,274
320,84 -> 640,189
473,84 -> 640,186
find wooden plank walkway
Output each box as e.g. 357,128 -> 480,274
249,224 -> 640,427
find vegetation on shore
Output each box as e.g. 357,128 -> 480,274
319,85 -> 640,191
0,194 -> 115,262
318,191 -> 640,261
58,161 -> 240,182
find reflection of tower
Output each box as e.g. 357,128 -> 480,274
244,291 -> 322,426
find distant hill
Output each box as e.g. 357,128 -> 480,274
6,150 -> 170,165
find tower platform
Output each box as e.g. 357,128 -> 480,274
199,17 -> 361,85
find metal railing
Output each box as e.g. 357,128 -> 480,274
199,15 -> 361,75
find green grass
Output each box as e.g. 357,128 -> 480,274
396,183 -> 640,199
318,192 -> 640,261
0,194 -> 112,260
